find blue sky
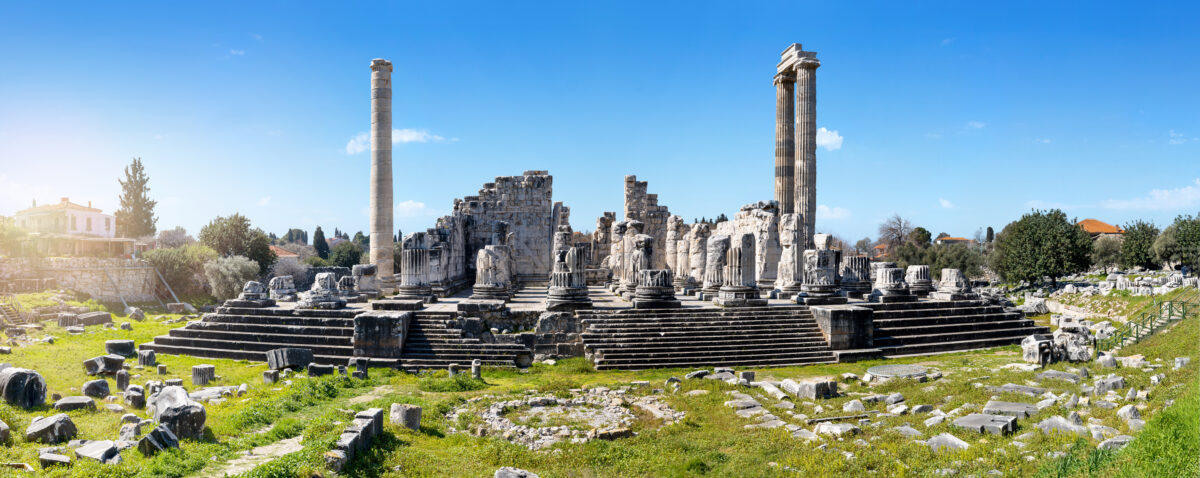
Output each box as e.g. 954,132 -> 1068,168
1,1 -> 1197,242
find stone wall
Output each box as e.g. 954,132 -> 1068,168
713,201 -> 782,289
440,170 -> 557,285
623,176 -> 671,270
0,257 -> 159,302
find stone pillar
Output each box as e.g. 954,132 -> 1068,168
905,265 -> 934,297
369,59 -> 396,294
546,247 -> 591,311
838,255 -> 872,298
702,234 -> 729,296
869,267 -> 916,303
796,249 -> 846,305
688,223 -> 711,286
774,72 -> 796,215
716,234 -> 766,307
794,54 -> 820,250
776,213 -> 804,297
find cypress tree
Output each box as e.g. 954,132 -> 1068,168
313,226 -> 330,259
115,157 -> 158,237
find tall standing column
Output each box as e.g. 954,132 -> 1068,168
369,59 -> 396,294
773,72 -> 796,215
794,54 -> 820,249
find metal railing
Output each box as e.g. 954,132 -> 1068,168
1096,288 -> 1199,352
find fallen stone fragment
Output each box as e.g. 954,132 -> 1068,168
54,396 -> 96,412
982,400 -> 1039,418
1036,416 -> 1088,436
495,467 -> 540,478
266,348 -> 314,371
1116,405 -> 1141,422
927,433 -> 969,452
105,340 -> 136,357
137,424 -> 180,456
25,414 -> 77,444
147,386 -> 206,440
952,413 -> 1017,435
1098,435 -> 1134,450
684,370 -> 709,380
75,439 -> 121,464
38,453 -> 71,468
0,367 -> 46,409
843,400 -> 865,413
390,403 -> 421,431
82,379 -> 110,398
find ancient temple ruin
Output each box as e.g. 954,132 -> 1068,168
141,44 -> 1048,372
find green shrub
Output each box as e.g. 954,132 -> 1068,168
202,255 -> 259,300
329,242 -> 364,268
144,244 -> 217,296
418,373 -> 490,393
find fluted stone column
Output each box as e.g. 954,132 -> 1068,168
369,59 -> 396,294
794,55 -> 820,250
774,72 -> 796,215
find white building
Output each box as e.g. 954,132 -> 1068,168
13,197 -> 116,238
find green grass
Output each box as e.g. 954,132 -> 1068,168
1,288 -> 1197,476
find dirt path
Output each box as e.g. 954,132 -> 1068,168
348,385 -> 395,405
193,435 -> 304,477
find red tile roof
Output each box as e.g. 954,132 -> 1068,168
269,245 -> 300,258
1077,219 -> 1123,235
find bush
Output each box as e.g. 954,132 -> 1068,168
891,242 -> 984,279
991,209 -> 1092,285
269,260 -> 311,285
144,244 -> 218,296
303,256 -> 331,267
198,214 -> 277,274
417,373 -> 489,393
329,242 -> 364,268
1120,220 -> 1160,270
203,255 -> 260,300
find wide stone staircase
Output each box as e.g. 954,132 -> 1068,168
866,299 -> 1048,357
579,305 -> 837,370
140,306 -> 532,370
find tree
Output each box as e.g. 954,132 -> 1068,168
203,255 -> 259,300
1160,213 -> 1200,270
878,214 -> 913,247
352,231 -> 370,251
1093,235 -> 1122,273
329,242 -> 364,268
0,218 -> 28,256
990,209 -> 1092,286
715,213 -> 729,223
986,226 -> 995,243
935,232 -> 950,241
144,244 -> 218,297
115,157 -> 158,237
198,214 -> 277,274
313,226 -> 330,259
1120,220 -> 1160,270
281,228 -> 308,245
907,227 -> 932,247
156,226 -> 192,248
854,237 -> 873,255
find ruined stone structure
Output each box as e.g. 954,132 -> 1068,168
713,201 -> 781,291
546,247 -> 591,311
589,213 -> 615,268
687,223 -> 711,287
368,59 -> 396,294
869,267 -> 916,303
776,43 -> 820,249
838,255 -> 872,298
702,235 -> 729,296
622,233 -> 653,299
623,176 -> 671,270
776,213 -> 803,297
905,265 -> 934,297
632,269 -> 680,309
932,268 -> 977,301
797,249 -> 845,305
716,234 -> 766,307
396,232 -> 435,303
663,215 -> 687,276
470,245 -> 513,301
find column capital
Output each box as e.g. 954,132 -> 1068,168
370,58 -> 393,72
796,56 -> 821,70
773,71 -> 796,85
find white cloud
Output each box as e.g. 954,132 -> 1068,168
257,196 -> 271,206
344,128 -> 452,154
1168,129 -> 1189,145
939,198 -> 954,209
816,204 -> 851,220
229,49 -> 245,56
1035,138 -> 1052,144
965,121 -> 986,129
925,133 -> 942,140
251,33 -> 263,41
395,200 -> 442,218
1100,178 -> 1200,211
941,38 -> 955,46
816,127 -> 843,151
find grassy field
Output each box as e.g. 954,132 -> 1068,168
0,289 -> 1195,477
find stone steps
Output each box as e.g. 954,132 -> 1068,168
865,299 -> 1048,357
875,318 -> 1037,337
141,306 -> 532,370
874,326 -> 1047,347
581,305 -> 837,370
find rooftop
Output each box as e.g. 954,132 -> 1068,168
15,197 -> 102,215
1077,218 -> 1124,235
269,245 -> 300,258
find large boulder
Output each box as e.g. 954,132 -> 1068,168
0,367 -> 46,408
147,386 -> 206,440
25,414 -> 77,444
82,379 -> 111,398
